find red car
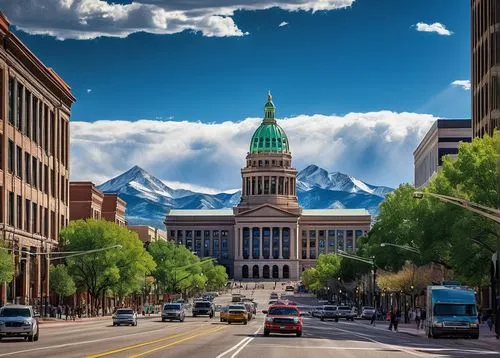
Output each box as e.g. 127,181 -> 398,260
263,305 -> 303,337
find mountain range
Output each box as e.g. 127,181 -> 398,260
97,165 -> 393,228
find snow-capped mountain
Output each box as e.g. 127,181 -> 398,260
98,165 -> 392,228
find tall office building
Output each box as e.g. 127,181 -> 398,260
0,13 -> 75,306
471,0 -> 500,137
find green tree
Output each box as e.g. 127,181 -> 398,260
0,243 -> 14,286
60,219 -> 156,313
50,265 -> 76,304
301,267 -> 321,291
301,253 -> 342,290
202,260 -> 229,291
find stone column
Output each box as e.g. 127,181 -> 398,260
306,229 -> 310,259
22,250 -> 30,304
259,227 -> 263,260
278,227 -> 283,259
34,249 -> 41,299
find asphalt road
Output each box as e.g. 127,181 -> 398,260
0,288 -> 498,358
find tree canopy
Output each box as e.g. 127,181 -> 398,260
0,243 -> 14,284
50,265 -> 76,302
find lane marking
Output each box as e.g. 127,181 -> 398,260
87,326 -> 210,358
0,326 -> 182,358
129,326 -> 227,358
216,327 -> 260,358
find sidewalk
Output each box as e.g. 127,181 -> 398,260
362,321 -> 500,349
38,313 -> 160,326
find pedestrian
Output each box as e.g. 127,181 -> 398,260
420,308 -> 426,330
64,305 -> 69,320
57,305 -> 62,319
415,307 -> 421,330
370,310 -> 377,326
495,312 -> 500,339
395,310 -> 401,332
487,314 -> 493,331
388,309 -> 394,331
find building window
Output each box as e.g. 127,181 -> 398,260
32,203 -> 38,234
33,97 -> 38,144
242,265 -> 249,279
25,90 -> 31,138
8,140 -> 14,173
272,228 -> 280,259
301,230 -> 307,259
337,230 -> 345,251
16,195 -> 22,229
8,192 -> 14,226
51,210 -> 56,239
282,228 -> 290,259
252,227 -> 260,259
50,111 -> 55,157
25,153 -> 31,185
318,230 -> 326,255
32,157 -> 38,189
346,230 -> 354,252
242,228 -> 250,259
51,169 -> 55,198
203,231 -> 210,257
16,146 -> 22,178
39,162 -> 43,190
44,208 -> 49,237
16,83 -> 23,132
186,230 -> 193,250
221,236 -> 228,259
25,199 -> 31,232
262,227 -> 270,259
213,238 -> 220,258
44,105 -> 48,152
309,230 -> 316,259
44,165 -> 48,194
195,230 -> 202,256
8,77 -> 15,124
328,230 -> 335,252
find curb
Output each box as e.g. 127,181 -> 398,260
39,314 -> 161,326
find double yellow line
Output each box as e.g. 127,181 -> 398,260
87,325 -> 227,358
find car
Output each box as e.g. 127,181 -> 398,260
263,304 -> 303,337
0,305 -> 39,341
320,305 -> 337,321
112,308 -> 137,326
361,306 -> 376,320
268,300 -> 278,306
192,301 -> 214,318
243,302 -> 254,320
285,286 -> 295,292
312,306 -> 324,318
336,306 -> 356,321
162,303 -> 185,322
232,294 -> 242,303
227,306 -> 248,325
270,292 -> 279,300
297,306 -> 311,317
220,306 -> 229,322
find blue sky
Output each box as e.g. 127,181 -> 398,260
1,0 -> 471,191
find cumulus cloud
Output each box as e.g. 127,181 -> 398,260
451,80 -> 471,90
279,21 -> 289,27
0,0 -> 354,40
415,22 -> 453,36
70,111 -> 437,189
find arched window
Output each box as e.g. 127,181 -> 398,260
242,265 -> 249,279
252,265 -> 260,279
283,265 -> 290,279
272,265 -> 279,279
262,265 -> 270,279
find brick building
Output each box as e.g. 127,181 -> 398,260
0,13 -> 75,306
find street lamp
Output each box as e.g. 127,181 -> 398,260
380,243 -> 421,254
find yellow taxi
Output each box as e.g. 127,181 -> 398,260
220,306 -> 229,322
227,305 -> 248,325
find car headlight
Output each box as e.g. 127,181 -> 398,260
265,317 -> 274,322
469,323 -> 478,328
293,317 -> 299,323
433,321 -> 443,328
23,320 -> 32,326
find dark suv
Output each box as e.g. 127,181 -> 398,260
192,301 -> 214,318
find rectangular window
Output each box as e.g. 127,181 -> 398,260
32,157 -> 38,189
16,195 -> 22,229
25,90 -> 31,137
32,203 -> 38,234
8,192 -> 14,226
51,210 -> 55,240
221,238 -> 229,259
50,111 -> 55,157
32,97 -> 38,144
8,140 -> 14,173
44,208 -> 49,237
44,165 -> 48,194
39,103 -> 43,148
25,199 -> 31,232
51,169 -> 55,198
8,77 -> 15,124
44,105 -> 48,152
60,175 -> 64,202
25,153 -> 31,185
328,230 -> 336,252
16,83 -> 23,131
16,146 -> 22,179
213,239 -> 220,258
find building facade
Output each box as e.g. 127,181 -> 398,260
0,13 -> 75,306
128,225 -> 167,246
471,0 -> 500,137
69,181 -> 127,226
165,93 -> 371,280
413,119 -> 472,188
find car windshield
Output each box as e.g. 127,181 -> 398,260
269,307 -> 299,316
229,305 -> 245,310
363,307 -> 374,310
116,309 -> 133,315
195,302 -> 211,308
229,310 -> 246,314
164,304 -> 181,310
323,306 -> 336,311
434,304 -> 477,316
338,306 -> 350,310
0,308 -> 31,317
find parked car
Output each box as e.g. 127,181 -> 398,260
232,294 -> 243,303
243,302 -> 254,320
285,286 -> 295,292
361,306 -> 376,320
220,306 -> 229,322
270,292 -> 279,300
320,305 -> 337,321
263,304 -> 302,337
335,306 -> 356,321
112,308 -> 137,326
227,306 -> 248,325
192,301 -> 214,318
0,305 -> 39,341
162,303 -> 185,322
312,306 -> 324,318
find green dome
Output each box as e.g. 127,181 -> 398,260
250,92 -> 289,153
250,123 -> 289,153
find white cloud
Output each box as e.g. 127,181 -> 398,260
70,111 -> 437,190
415,22 -> 453,36
451,80 -> 471,91
1,0 -> 354,40
86,88 -> 92,93
279,21 -> 289,27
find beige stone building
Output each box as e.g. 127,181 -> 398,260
127,225 -> 167,245
165,93 -> 371,280
0,13 -> 75,305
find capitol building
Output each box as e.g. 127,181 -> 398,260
165,93 -> 371,280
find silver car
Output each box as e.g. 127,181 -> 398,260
112,308 -> 137,326
162,303 -> 185,322
0,305 -> 39,341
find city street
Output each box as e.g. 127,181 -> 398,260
0,288 -> 498,358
